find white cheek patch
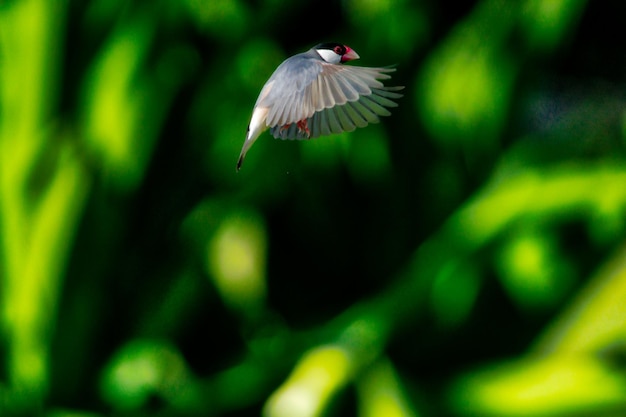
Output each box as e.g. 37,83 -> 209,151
316,49 -> 341,64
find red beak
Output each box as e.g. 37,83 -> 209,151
341,46 -> 360,62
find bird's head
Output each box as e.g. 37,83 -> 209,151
314,43 -> 360,64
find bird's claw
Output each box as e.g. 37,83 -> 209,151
279,120 -> 310,139
297,120 -> 310,138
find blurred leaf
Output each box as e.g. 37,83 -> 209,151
182,199 -> 269,319
207,209 -> 268,316
357,358 -> 419,417
417,0 -> 518,154
519,0 -> 587,53
533,242 -> 626,354
100,339 -> 199,411
263,345 -> 355,417
495,225 -> 575,312
449,354 -> 626,417
80,12 -> 187,192
449,163 -> 626,249
0,0 -> 90,411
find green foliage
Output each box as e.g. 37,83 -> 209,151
1,0 -> 626,416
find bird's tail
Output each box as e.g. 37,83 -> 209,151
236,133 -> 254,171
236,107 -> 268,171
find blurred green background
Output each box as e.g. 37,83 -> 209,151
2,0 -> 626,416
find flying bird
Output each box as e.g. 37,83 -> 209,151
236,42 -> 404,171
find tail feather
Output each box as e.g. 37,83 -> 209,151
236,143 -> 247,171
236,128 -> 252,172
236,107 -> 269,172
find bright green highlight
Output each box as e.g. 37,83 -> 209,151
496,227 -> 574,311
520,0 -> 587,51
357,358 -> 418,417
451,355 -> 626,417
81,18 -> 155,190
100,340 -> 191,410
264,346 -> 354,417
450,164 -> 626,249
208,211 -> 268,314
0,0 -> 89,406
419,42 -> 514,148
534,245 -> 626,354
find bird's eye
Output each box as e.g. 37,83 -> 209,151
334,45 -> 345,55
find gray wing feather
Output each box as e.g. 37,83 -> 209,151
348,100 -> 380,124
335,105 -> 356,132
263,53 -> 404,140
343,102 -> 369,128
270,85 -> 403,140
258,54 -> 321,127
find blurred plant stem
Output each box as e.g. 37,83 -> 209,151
534,241 -> 626,354
0,0 -> 89,411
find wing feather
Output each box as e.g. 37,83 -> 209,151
319,110 -> 331,137
310,109 -> 321,138
262,53 -> 403,140
359,95 -> 392,117
367,91 -> 400,108
372,86 -> 404,98
326,107 -> 342,134
349,100 -> 380,124
333,75 -> 360,102
343,102 -> 369,128
334,105 -> 356,132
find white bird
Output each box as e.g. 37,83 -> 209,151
237,42 -> 404,171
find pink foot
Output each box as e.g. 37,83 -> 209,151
297,120 -> 310,138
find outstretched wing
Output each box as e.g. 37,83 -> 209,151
260,57 -> 403,134
270,84 -> 403,140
